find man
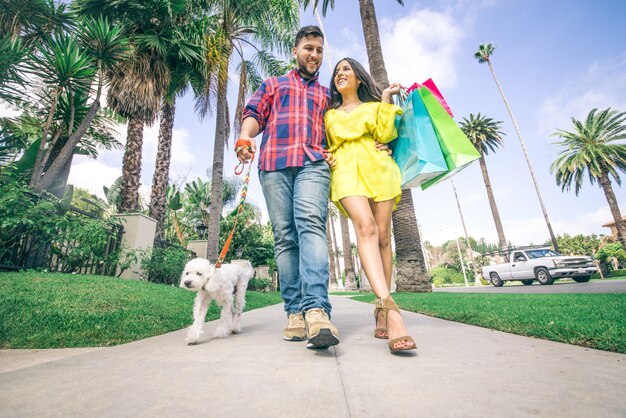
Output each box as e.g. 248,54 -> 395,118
237,26 -> 339,349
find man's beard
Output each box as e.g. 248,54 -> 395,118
297,59 -> 320,79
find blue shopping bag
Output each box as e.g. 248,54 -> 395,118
393,89 -> 448,189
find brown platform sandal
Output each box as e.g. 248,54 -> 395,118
373,298 -> 388,339
375,297 -> 417,353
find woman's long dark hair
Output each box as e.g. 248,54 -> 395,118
330,57 -> 382,109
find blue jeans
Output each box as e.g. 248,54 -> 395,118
260,159 -> 331,317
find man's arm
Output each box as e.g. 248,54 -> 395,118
237,117 -> 260,163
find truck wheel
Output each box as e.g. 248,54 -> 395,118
535,267 -> 554,285
521,280 -> 534,286
573,276 -> 591,283
489,272 -> 503,287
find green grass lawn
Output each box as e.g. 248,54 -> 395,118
352,292 -> 626,354
0,271 -> 283,349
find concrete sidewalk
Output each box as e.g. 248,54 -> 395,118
1,296 -> 625,417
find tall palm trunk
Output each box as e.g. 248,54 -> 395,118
149,98 -> 176,240
485,59 -> 558,251
359,0 -> 430,292
207,50 -> 232,261
451,180 -> 480,284
478,155 -> 507,249
329,210 -> 342,282
340,214 -> 357,290
30,87 -> 62,188
326,217 -> 338,288
598,173 -> 626,250
120,116 -> 145,212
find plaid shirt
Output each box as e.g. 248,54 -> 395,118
243,68 -> 330,171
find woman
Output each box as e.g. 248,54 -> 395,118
324,58 -> 416,353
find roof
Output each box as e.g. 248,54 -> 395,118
602,215 -> 626,228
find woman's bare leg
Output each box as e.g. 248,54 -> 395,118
340,196 -> 414,350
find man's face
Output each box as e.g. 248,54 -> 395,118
292,35 -> 324,79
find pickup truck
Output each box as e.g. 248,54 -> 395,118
481,248 -> 597,287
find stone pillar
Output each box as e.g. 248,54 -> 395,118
186,240 -> 208,259
113,213 -> 156,280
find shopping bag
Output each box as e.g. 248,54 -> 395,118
393,89 -> 448,189
406,78 -> 453,118
417,87 -> 481,190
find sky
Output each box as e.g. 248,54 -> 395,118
56,0 -> 626,248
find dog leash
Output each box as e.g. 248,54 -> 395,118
215,138 -> 255,268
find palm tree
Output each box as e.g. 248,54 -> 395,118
459,113 -> 507,250
304,0 -> 430,292
148,10 -> 206,240
36,17 -> 130,192
339,213 -> 357,290
326,216 -> 338,288
551,108 -> 626,250
76,0 -> 188,212
475,43 -> 559,251
328,204 -> 342,283
196,0 -> 299,261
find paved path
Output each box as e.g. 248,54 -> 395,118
436,279 -> 626,293
1,296 -> 625,418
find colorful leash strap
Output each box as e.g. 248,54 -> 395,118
215,139 -> 254,268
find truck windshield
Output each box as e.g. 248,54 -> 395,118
525,249 -> 561,259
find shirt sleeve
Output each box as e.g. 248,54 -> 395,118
242,79 -> 273,133
374,102 -> 403,144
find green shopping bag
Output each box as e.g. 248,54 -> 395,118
418,87 -> 480,190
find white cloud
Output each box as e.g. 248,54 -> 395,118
0,101 -> 21,118
67,157 -> 122,198
538,54 -> 626,136
379,8 -> 465,90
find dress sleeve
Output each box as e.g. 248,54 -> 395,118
374,102 -> 403,144
325,111 -> 340,153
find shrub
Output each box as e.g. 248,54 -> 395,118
139,245 -> 192,285
430,267 -> 465,287
248,277 -> 271,292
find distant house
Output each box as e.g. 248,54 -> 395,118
602,215 -> 626,237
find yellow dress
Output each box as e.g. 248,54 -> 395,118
325,101 -> 403,218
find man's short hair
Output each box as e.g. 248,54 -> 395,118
295,25 -> 324,47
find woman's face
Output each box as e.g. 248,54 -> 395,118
333,60 -> 360,95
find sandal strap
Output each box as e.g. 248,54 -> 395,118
374,297 -> 399,313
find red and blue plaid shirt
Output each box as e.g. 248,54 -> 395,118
243,68 -> 330,171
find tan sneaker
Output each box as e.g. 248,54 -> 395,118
304,308 -> 339,349
283,312 -> 307,341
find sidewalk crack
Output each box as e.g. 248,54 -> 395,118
332,346 -> 352,418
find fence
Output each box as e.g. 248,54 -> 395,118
0,205 -> 124,275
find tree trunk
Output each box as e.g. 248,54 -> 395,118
340,214 -> 357,290
359,0 -> 430,292
329,210 -> 342,283
149,98 -> 176,240
38,97 -> 102,191
326,217 -> 338,288
120,116 -> 145,212
486,60 -> 558,251
478,155 -> 507,249
599,173 -> 626,250
30,87 -> 61,188
207,53 -> 231,262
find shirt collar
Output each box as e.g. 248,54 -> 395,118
292,67 -> 320,84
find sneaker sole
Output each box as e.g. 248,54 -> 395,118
283,335 -> 307,342
306,328 -> 339,349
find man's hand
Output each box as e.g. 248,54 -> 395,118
375,141 -> 393,156
236,136 -> 257,163
324,151 -> 337,168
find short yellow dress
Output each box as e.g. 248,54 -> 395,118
325,101 -> 403,218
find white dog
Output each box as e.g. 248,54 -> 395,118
179,257 -> 254,345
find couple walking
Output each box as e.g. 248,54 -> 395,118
237,26 -> 415,354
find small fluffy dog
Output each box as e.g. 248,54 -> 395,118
179,257 -> 254,345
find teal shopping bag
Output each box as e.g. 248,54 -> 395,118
393,89 -> 448,189
418,87 -> 481,190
